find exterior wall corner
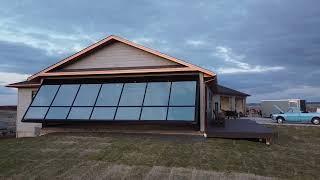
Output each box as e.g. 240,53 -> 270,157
17,88 -> 41,138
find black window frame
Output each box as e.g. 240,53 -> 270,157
31,90 -> 37,100
22,76 -> 199,123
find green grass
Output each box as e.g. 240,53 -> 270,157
0,126 -> 319,179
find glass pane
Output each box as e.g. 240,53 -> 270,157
68,107 -> 93,120
115,107 -> 141,120
96,83 -> 123,106
24,107 -> 48,119
170,81 -> 196,106
140,107 -> 167,120
31,85 -> 59,106
143,82 -> 170,106
91,107 -> 116,120
167,107 -> 195,121
119,83 -> 146,106
73,84 -> 101,106
45,107 -> 70,120
52,85 -> 80,106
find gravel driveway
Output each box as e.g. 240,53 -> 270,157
244,117 -> 320,127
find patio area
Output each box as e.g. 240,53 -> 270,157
206,119 -> 275,144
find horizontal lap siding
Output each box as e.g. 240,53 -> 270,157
63,42 -> 179,70
17,88 -> 42,137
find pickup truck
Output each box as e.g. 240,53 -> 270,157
272,107 -> 320,125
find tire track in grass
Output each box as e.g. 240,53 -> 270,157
15,158 -> 57,179
93,164 -> 133,180
18,139 -> 83,179
168,167 -> 193,180
57,160 -> 97,179
123,165 -> 151,180
144,166 -> 171,180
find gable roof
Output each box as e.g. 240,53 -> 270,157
217,84 -> 250,97
27,35 -> 215,81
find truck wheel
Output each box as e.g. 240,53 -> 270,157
276,117 -> 284,124
311,117 -> 320,125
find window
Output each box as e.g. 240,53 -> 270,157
96,84 -> 123,106
115,107 -> 141,120
140,107 -> 167,120
119,83 -> 146,106
24,107 -> 48,119
289,102 -> 298,108
73,84 -> 100,106
68,107 -> 93,120
31,90 -> 38,100
143,82 -> 170,106
46,107 -> 70,120
52,85 -> 80,106
169,81 -> 196,106
31,85 -> 59,106
91,107 -> 116,120
23,80 -> 197,122
167,107 -> 195,121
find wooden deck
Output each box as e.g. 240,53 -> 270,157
206,119 -> 275,144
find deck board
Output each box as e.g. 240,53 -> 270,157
206,119 -> 274,140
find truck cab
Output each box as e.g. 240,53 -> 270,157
284,107 -> 303,121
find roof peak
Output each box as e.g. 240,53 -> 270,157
26,35 -> 215,81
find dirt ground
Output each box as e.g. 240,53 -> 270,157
0,110 -> 16,130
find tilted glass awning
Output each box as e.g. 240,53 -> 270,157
23,81 -> 197,122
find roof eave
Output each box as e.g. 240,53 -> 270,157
38,67 -> 208,77
218,93 -> 250,97
6,83 -> 40,88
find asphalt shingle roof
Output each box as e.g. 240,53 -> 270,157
217,84 -> 250,97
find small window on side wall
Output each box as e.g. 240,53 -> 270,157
31,90 -> 37,100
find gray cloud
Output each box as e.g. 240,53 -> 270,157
0,0 -> 320,104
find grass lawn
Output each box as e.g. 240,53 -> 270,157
0,126 -> 319,179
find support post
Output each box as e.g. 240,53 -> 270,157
199,73 -> 206,132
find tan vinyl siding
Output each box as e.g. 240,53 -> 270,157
62,42 -> 180,70
17,88 -> 42,137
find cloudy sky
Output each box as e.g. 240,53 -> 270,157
0,0 -> 320,104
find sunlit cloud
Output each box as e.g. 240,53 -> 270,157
217,66 -> 284,74
212,46 -> 285,74
0,72 -> 30,86
132,37 -> 155,44
0,17 -> 97,55
185,40 -> 206,47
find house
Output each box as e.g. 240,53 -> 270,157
214,85 -> 250,116
7,35 -> 249,138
